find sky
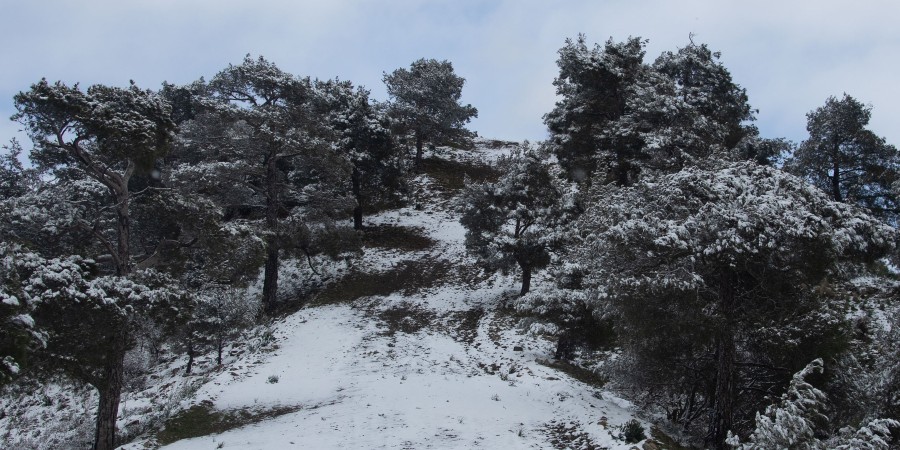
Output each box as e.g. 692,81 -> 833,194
2,0 -> 899,149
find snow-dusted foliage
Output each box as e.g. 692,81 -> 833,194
727,358 -> 828,449
827,278 -> 900,431
384,58 -> 478,168
579,160 -> 897,447
0,140 -> 36,200
315,79 -> 408,229
729,359 -> 898,449
460,144 -> 575,295
545,36 -> 768,185
785,94 -> 900,221
180,284 -> 259,372
0,244 -> 45,383
544,35 -> 646,183
172,55 -> 354,314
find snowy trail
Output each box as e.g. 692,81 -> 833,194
151,304 -> 640,450
121,144 -> 645,449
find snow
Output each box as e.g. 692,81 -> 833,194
116,140 -> 645,450
3,139 -> 649,450
137,302 -> 641,450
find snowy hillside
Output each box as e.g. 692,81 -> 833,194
1,140 -> 665,450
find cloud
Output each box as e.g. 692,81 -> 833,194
2,0 -> 899,146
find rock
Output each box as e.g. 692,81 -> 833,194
513,345 -> 524,351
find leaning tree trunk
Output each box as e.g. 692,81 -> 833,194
93,336 -> 127,450
261,153 -> 280,315
710,273 -> 737,450
114,193 -> 132,276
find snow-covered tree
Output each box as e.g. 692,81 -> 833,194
11,80 -> 180,450
0,140 -> 37,200
179,285 -> 258,374
315,79 -> 406,230
384,58 -> 478,170
827,278 -> 900,433
545,36 -> 762,185
579,161 -> 897,448
622,41 -> 755,173
460,144 -> 575,295
13,79 -> 176,277
175,55 -> 353,314
544,35 -> 647,183
0,244 -> 45,385
728,358 -> 829,449
785,94 -> 900,221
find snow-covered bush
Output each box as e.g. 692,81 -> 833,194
729,358 -> 898,449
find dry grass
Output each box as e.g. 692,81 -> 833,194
310,258 -> 453,306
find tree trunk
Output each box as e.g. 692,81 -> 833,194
711,332 -> 736,449
519,261 -> 532,296
261,153 -> 280,315
262,244 -> 280,315
352,166 -> 363,230
415,131 -> 424,172
710,273 -> 737,450
93,344 -> 126,450
832,158 -> 842,202
217,336 -> 224,366
184,339 -> 194,375
115,198 -> 131,276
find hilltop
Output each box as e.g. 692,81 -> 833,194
2,140 -> 663,450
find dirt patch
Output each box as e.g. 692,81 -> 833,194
310,258 -> 453,306
361,224 -> 435,252
156,401 -> 304,445
542,420 -> 608,450
538,358 -> 608,388
445,307 -> 485,344
377,301 -> 437,336
420,156 -> 500,194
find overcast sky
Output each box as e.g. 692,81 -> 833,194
2,0 -> 899,149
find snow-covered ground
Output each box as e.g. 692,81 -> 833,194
3,140 -> 653,449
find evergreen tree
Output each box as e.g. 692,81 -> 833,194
315,79 -> 406,230
545,36 -> 761,185
579,161 -> 896,448
544,35 -> 647,183
0,244 -> 44,385
785,94 -> 900,221
12,79 -> 177,450
460,144 -> 574,295
729,359 -> 898,449
176,55 -> 352,315
383,58 -> 478,170
0,140 -> 37,200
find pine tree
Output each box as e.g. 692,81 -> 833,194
579,161 -> 896,448
12,79 -> 177,450
729,359 -> 898,449
315,79 -> 406,230
545,36 -> 762,185
544,35 -> 647,184
785,94 -> 900,221
383,58 -> 478,170
176,55 -> 353,315
460,144 -> 574,295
